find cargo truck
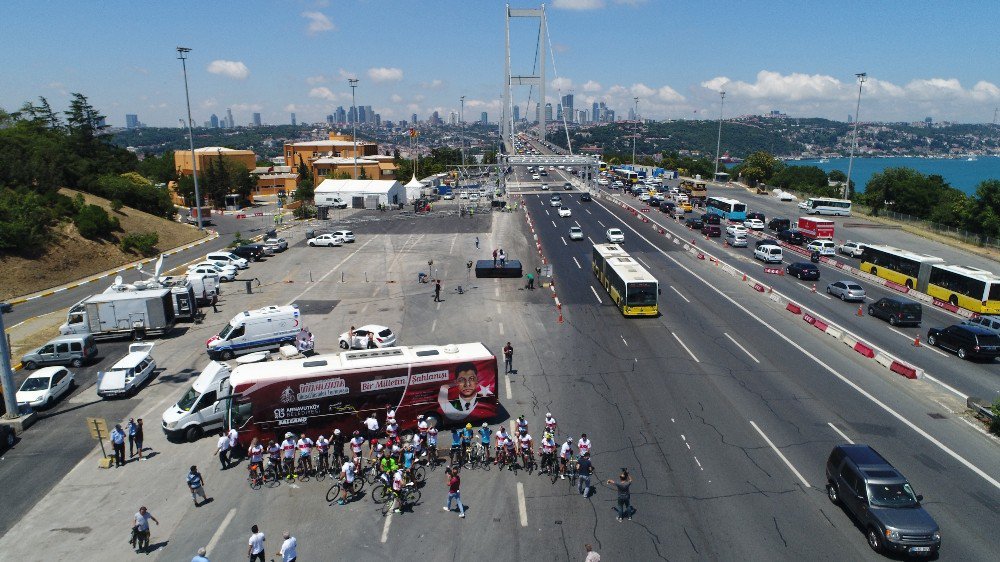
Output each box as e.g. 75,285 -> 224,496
60,290 -> 176,340
797,217 -> 835,240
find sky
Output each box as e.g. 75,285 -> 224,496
4,0 -> 1000,128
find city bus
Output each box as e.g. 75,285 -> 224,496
598,161 -> 608,171
927,264 -> 1000,313
706,196 -> 747,221
592,243 -> 659,316
859,244 -> 944,290
613,168 -> 639,185
227,343 -> 499,441
799,197 -> 852,216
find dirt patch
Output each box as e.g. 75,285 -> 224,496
0,189 -> 206,301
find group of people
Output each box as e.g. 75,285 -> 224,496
491,248 -> 508,268
109,417 -> 145,468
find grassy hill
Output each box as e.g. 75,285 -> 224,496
0,188 -> 205,300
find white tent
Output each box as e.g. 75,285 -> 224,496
404,175 -> 426,201
314,179 -> 405,208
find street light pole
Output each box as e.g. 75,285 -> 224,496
632,97 -> 639,166
177,47 -> 204,230
0,303 -> 18,418
844,73 -> 867,199
713,90 -> 726,183
349,78 -> 359,179
460,96 -> 466,168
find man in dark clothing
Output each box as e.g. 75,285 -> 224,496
434,280 -> 442,302
608,469 -> 634,521
577,453 -> 593,497
503,342 -> 513,373
492,249 -> 498,267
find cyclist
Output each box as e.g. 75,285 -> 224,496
559,437 -> 574,480
460,423 -> 474,462
332,429 -> 346,467
578,434 -> 592,458
518,428 -> 534,468
337,456 -> 357,506
516,414 -> 529,434
297,434 -> 314,475
539,432 -> 556,474
315,435 -> 330,475
416,415 -> 429,440
401,443 -> 416,484
349,431 -> 365,463
247,438 -> 264,482
379,449 -> 399,486
477,423 -> 492,463
449,428 -> 462,466
544,412 -> 558,436
385,417 -> 400,443
281,433 -> 297,480
503,434 -> 517,470
494,426 -> 510,463
390,468 -> 406,514
427,426 -> 439,464
411,431 -> 424,460
266,440 -> 282,478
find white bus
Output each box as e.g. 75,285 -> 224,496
799,197 -> 852,216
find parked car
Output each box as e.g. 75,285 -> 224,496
606,228 -> 625,243
868,297 -> 922,326
746,211 -> 766,222
701,213 -> 721,225
786,262 -> 820,280
777,229 -> 805,245
768,217 -> 791,232
926,324 -> 1000,360
754,245 -> 783,264
328,197 -> 348,209
97,342 -> 157,398
579,193 -> 592,202
557,206 -> 572,217
826,280 -> 867,301
205,251 -> 249,269
825,444 -> 940,556
725,233 -> 748,247
231,244 -> 266,262
685,217 -> 704,230
338,325 -> 397,349
806,239 -> 837,255
569,226 -> 584,240
332,230 -> 356,243
744,218 -> 765,230
701,224 -> 722,237
196,260 -> 239,280
308,233 -> 344,247
263,238 -> 288,252
659,201 -> 676,215
20,334 -> 97,370
839,241 -> 866,257
778,191 -> 796,201
442,193 -> 455,200
189,262 -> 237,282
962,314 -> 1000,336
16,366 -> 75,409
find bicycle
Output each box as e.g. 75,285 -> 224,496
315,453 -> 330,481
475,443 -> 491,471
520,449 -> 536,474
379,486 -> 421,516
247,462 -> 264,490
326,477 -> 365,504
565,456 -> 579,490
464,443 -> 479,469
295,455 -> 312,481
408,464 -> 427,485
362,460 -> 382,485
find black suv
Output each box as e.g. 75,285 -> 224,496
868,297 -> 922,327
826,444 -> 940,556
685,217 -> 704,229
777,228 -> 805,245
579,193 -> 592,202
701,213 -> 721,225
786,262 -> 820,280
926,324 -> 1000,360
231,244 -> 266,262
768,217 -> 791,231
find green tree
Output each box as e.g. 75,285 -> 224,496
859,168 -> 952,218
73,203 -> 119,239
736,151 -> 782,185
771,165 -> 834,196
967,179 -> 1000,238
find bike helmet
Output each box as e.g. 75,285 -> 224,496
318,435 -> 325,440
566,437 -> 573,442
482,422 -> 488,427
353,430 -> 360,436
334,429 -> 341,435
417,414 -> 424,420
284,432 -> 294,439
519,427 -> 527,434
466,423 -> 473,429
545,412 -> 552,418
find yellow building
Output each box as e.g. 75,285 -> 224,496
251,165 -> 299,197
284,132 -> 397,181
174,147 -> 257,177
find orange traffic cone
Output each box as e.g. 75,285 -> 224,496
857,305 -> 864,317
742,273 -> 747,282
913,335 -> 921,347
811,283 -> 817,293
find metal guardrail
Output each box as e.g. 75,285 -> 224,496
967,397 -> 998,424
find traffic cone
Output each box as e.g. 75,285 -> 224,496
913,335 -> 921,347
811,283 -> 817,293
742,273 -> 747,281
857,305 -> 864,317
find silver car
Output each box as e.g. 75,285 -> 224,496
826,280 -> 866,301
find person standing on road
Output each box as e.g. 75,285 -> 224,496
367,333 -> 377,349
499,249 -> 507,267
187,465 -> 208,507
577,452 -> 594,497
130,506 -> 159,553
126,418 -> 138,458
443,466 -> 465,518
493,249 -> 498,267
228,426 -> 240,463
584,544 -> 601,562
277,531 -> 297,562
134,418 -> 145,460
215,430 -> 230,470
503,342 -> 513,373
526,272 -> 534,290
110,424 -> 126,468
247,525 -> 266,562
608,468 -> 634,521
191,546 -> 209,562
434,280 -> 442,302
475,236 -> 480,249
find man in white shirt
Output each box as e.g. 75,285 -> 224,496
338,458 -> 356,505
364,414 -> 380,441
215,431 -> 230,470
277,531 -> 297,562
227,427 -> 239,462
247,525 -> 265,562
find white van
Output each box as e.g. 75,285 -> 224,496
206,305 -> 301,360
205,251 -> 249,270
806,239 -> 837,255
97,343 -> 156,398
161,361 -> 232,442
754,245 -> 783,264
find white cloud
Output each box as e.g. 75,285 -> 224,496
200,98 -> 218,109
421,79 -> 444,90
308,87 -> 337,101
550,77 -> 574,91
338,68 -> 357,81
701,70 -> 843,101
302,11 -> 335,35
390,94 -> 404,103
582,80 -> 602,92
207,60 -> 250,80
971,81 -> 1000,101
630,83 -> 655,97
284,104 -> 298,112
367,67 -> 403,82
306,75 -> 326,85
553,0 -> 605,9
232,103 -> 262,112
656,85 -> 684,103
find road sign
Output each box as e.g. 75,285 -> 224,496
86,417 -> 108,440
540,264 -> 553,278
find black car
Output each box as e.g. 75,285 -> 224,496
659,201 -> 676,214
768,217 -> 791,231
563,182 -> 573,191
755,238 -> 780,249
868,297 -> 922,327
786,262 -> 820,280
747,211 -> 766,222
579,193 -> 592,202
701,213 -> 721,225
231,244 -> 266,262
825,444 -> 940,556
701,224 -> 722,237
649,197 -> 661,207
685,217 -> 704,229
777,228 -> 805,245
926,324 -> 1000,360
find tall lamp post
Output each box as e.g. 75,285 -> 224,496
1,302 -> 18,418
632,97 -> 639,166
177,47 -> 204,230
460,96 -> 466,168
713,90 -> 726,184
844,72 -> 867,199
349,78 -> 359,178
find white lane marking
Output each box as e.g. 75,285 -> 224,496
827,422 -> 854,444
361,303 -> 370,314
561,237 -> 567,246
724,332 -> 760,364
590,286 -> 604,304
586,209 -> 592,215
597,220 -> 606,228
750,421 -> 811,488
635,256 -> 650,268
552,220 -> 557,228
499,322 -> 505,335
288,236 -> 379,303
431,319 -> 437,333
495,287 -> 500,297
597,198 -> 1000,491
205,508 -> 236,555
381,512 -> 393,543
496,303 -> 502,314
505,374 -> 513,399
449,233 -> 457,255
573,257 -> 582,269
436,302 -> 441,311
587,236 -> 595,245
671,331 -> 700,363
621,335 -> 628,346
545,209 -> 550,216
694,456 -> 703,470
670,285 -> 691,303
516,482 -> 528,527
574,220 -> 582,228
921,374 -> 968,400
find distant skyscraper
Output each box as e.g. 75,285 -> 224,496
431,111 -> 442,125
592,102 -> 600,122
375,114 -> 381,128
412,113 -> 418,124
210,114 -> 220,128
480,111 -> 488,124
607,109 -> 615,122
226,108 -> 234,128
449,111 -> 458,125
561,94 -> 574,123
253,112 -> 262,127
556,104 -> 563,121
326,114 -> 334,125
335,106 -> 346,123
847,114 -> 853,124
925,116 -> 932,124
513,105 -> 520,122
628,107 -> 636,121
291,112 -> 296,126
544,103 -> 553,122
348,107 -> 357,123
125,114 -> 140,129
365,106 -> 373,124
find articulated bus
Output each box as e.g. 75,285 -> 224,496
613,169 -> 639,185
706,196 -> 747,221
592,243 -> 659,316
799,197 -> 852,216
227,343 -> 499,441
927,264 -> 1000,313
859,245 -> 944,290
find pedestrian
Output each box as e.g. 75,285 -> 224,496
349,326 -> 356,349
577,452 -> 594,497
434,280 -> 442,302
228,426 -> 240,462
364,413 -> 380,442
367,332 -> 377,349
191,546 -> 209,562
443,466 -> 465,518
248,525 -> 266,562
126,418 -> 138,457
499,249 -> 506,267
526,272 -> 534,290
211,294 -> 219,313
277,531 -> 297,562
503,342 -> 513,374
215,430 -> 230,469
187,465 -> 208,506
130,506 -> 159,553
492,248 -> 498,267
134,418 -> 145,460
475,236 -> 479,249
110,423 -> 126,467
608,468 -> 634,521
584,544 -> 601,562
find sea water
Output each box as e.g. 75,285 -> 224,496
795,156 -> 1000,195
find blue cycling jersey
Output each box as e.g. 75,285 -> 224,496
403,450 -> 414,468
451,430 -> 461,446
461,429 -> 473,442
478,427 -> 492,444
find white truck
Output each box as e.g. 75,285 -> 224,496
61,290 -> 175,340
161,361 -> 232,442
206,305 -> 301,360
104,276 -> 198,321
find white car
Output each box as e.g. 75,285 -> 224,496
606,228 -> 625,243
532,174 -> 541,181
459,191 -> 469,199
469,194 -> 480,202
744,218 -> 765,230
540,184 -> 550,191
569,226 -> 584,240
442,193 -> 455,200
726,224 -> 748,236
263,238 -> 288,252
638,193 -> 651,202
329,197 -> 348,209
205,251 -> 249,270
597,178 -> 610,186
778,191 -> 796,202
97,343 -> 156,398
16,366 -> 75,409
308,233 -> 344,247
549,196 -> 562,207
332,230 -> 355,243
754,244 -> 783,264
338,325 -> 397,350
198,258 -> 240,277
557,206 -> 572,217
189,262 -> 236,282
839,241 -> 866,257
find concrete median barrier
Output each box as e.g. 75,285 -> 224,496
786,302 -> 802,314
